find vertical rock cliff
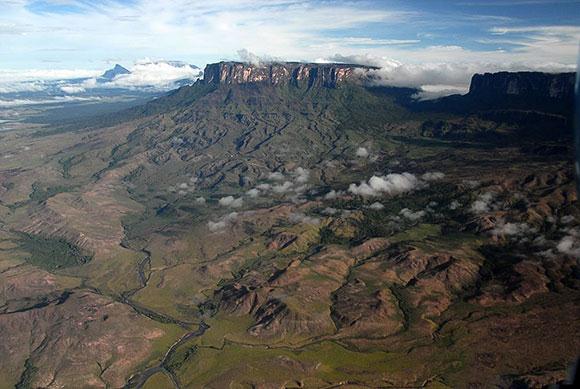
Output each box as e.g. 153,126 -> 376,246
202,61 -> 376,88
468,71 -> 575,100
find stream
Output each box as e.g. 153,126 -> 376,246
124,320 -> 209,389
119,246 -> 210,388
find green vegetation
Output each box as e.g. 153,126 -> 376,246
390,223 -> 442,243
319,225 -> 351,245
59,154 -> 85,179
17,233 -> 92,271
15,359 -> 37,389
29,182 -> 75,203
166,344 -> 198,371
142,372 -> 174,389
0,68 -> 577,388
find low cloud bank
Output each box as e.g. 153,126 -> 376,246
208,212 -> 239,232
422,172 -> 445,181
247,167 -> 311,199
237,49 -> 282,66
470,192 -> 496,214
325,54 -> 476,98
491,220 -> 537,237
323,53 -> 574,100
294,167 -> 310,184
0,60 -> 202,100
289,212 -> 321,225
100,60 -> 202,89
549,227 -> 580,258
246,188 -> 260,198
0,95 -> 103,107
400,208 -> 426,221
60,85 -> 86,94
0,69 -> 100,85
348,173 -> 421,197
219,195 -> 244,208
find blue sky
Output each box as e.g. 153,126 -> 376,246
0,0 -> 578,88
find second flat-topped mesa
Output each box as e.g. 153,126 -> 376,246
202,61 -> 377,88
468,71 -> 575,100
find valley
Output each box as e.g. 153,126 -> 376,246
0,62 -> 578,388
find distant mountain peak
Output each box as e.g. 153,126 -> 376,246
100,64 -> 131,81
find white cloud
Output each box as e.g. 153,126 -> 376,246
0,81 -> 47,93
449,200 -> 461,210
59,85 -> 86,94
237,49 -> 282,65
470,192 -> 495,214
421,172 -> 445,181
557,235 -> 580,257
355,147 -> 369,158
400,208 -> 426,221
195,197 -> 206,204
258,167 -> 311,196
325,43 -> 576,98
268,172 -> 285,181
324,190 -> 338,200
324,189 -> 344,200
219,195 -> 244,208
209,213 -> 238,232
321,207 -> 338,215
357,58 -> 482,90
272,181 -> 294,194
289,212 -> 321,225
368,202 -> 385,210
490,221 -> 537,237
0,69 -> 99,84
246,188 -> 260,198
0,95 -> 102,107
413,84 -> 470,100
293,167 -> 310,184
208,211 -> 239,232
256,183 -> 272,191
101,60 -> 201,89
208,220 -> 227,232
349,173 -> 421,197
0,60 -> 201,96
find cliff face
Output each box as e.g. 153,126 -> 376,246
415,70 -> 576,123
202,61 -> 376,87
468,71 -> 575,100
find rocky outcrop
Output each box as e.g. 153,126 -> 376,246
267,232 -> 297,250
202,61 -> 376,87
415,70 -> 577,141
468,71 -> 575,100
332,281 -> 404,337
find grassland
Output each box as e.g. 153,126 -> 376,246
0,79 -> 577,388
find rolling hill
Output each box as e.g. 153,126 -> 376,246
0,61 -> 578,388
